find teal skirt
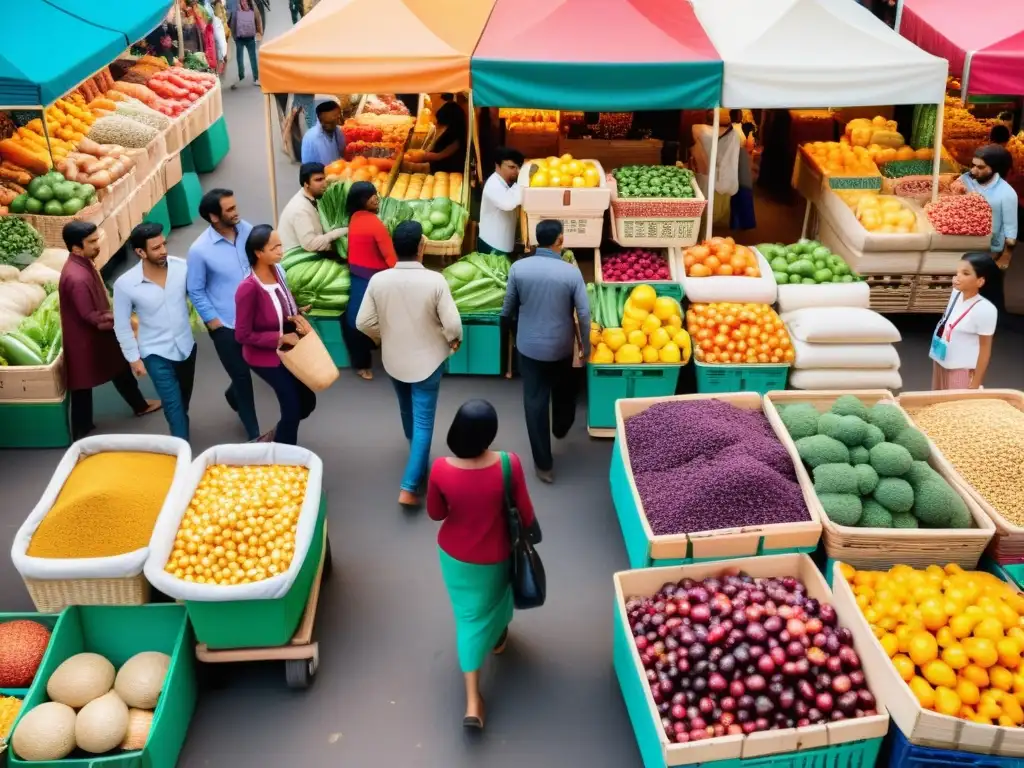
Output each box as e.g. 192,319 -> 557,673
438,547 -> 513,673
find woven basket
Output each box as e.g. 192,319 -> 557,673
909,273 -> 954,313
16,204 -> 105,248
23,574 -> 150,613
864,273 -> 915,313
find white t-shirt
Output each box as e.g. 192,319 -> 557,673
929,292 -> 997,370
261,282 -> 284,335
478,173 -> 522,253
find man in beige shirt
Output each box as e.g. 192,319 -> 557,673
278,162 -> 347,254
357,220 -> 462,507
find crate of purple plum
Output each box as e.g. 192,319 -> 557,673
596,247 -> 683,301
613,554 -> 889,768
611,394 -> 822,569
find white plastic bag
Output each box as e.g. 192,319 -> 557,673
144,444 -> 324,602
11,435 -> 192,580
776,281 -> 871,313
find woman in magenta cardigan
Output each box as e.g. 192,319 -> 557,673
235,225 -> 317,444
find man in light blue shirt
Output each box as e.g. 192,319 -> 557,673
502,219 -> 590,483
114,223 -> 196,440
186,188 -> 262,440
959,144 -> 1018,267
300,100 -> 345,166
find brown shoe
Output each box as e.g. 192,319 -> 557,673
398,489 -> 421,508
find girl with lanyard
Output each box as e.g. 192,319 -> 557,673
930,253 -> 1000,390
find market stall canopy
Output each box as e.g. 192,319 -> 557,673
690,0 -> 948,108
0,0 -> 127,107
471,0 -> 722,111
258,0 -> 496,95
896,0 -> 1024,96
41,0 -> 174,49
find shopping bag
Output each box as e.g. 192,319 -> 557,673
500,452 -> 546,610
277,328 -> 339,392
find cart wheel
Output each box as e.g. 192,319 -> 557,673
285,656 -> 317,689
321,535 -> 333,579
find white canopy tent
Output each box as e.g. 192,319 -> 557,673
687,0 -> 949,238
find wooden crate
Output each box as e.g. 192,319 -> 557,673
0,353 -> 65,401
909,273 -> 954,313
897,390 -> 1024,563
558,137 -> 663,171
612,393 -> 821,568
763,390 -> 995,570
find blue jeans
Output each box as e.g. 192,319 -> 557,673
143,346 -> 197,441
390,364 -> 444,493
236,37 -> 258,81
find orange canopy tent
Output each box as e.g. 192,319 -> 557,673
258,0 -> 496,95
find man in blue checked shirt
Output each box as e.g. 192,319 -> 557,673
114,223 -> 196,441
186,188 -> 262,441
300,100 -> 346,166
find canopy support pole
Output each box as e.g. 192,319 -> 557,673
468,91 -> 483,184
39,109 -> 56,170
800,200 -> 812,240
175,1 -> 185,62
705,107 -> 720,241
931,99 -> 945,202
265,94 -> 279,227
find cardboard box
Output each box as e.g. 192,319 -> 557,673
613,554 -> 889,768
0,353 -> 65,401
162,120 -> 185,156
163,153 -> 183,190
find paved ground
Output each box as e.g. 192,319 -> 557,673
2,9 -> 1023,767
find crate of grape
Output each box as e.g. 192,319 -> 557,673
144,444 -> 327,650
596,248 -> 681,300
613,554 -> 888,768
609,165 -> 707,248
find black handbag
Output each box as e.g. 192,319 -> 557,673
500,452 -> 546,609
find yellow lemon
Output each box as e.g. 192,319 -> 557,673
622,317 -> 641,334
962,664 -> 990,688
548,174 -> 562,188
653,296 -> 679,322
956,677 -> 981,705
602,328 -> 627,352
648,327 -> 671,350
591,345 -> 614,364
623,300 -> 649,323
641,345 -> 660,363
666,314 -> 683,329
589,329 -> 602,347
658,342 -> 681,363
530,171 -> 549,188
559,153 -> 574,164
974,618 -> 1004,643
641,314 -> 662,335
910,676 -> 936,709
942,644 -> 969,670
997,637 -> 1021,669
922,660 -> 957,688
965,637 -> 999,668
936,626 -> 956,649
880,633 -> 899,658
630,284 -> 657,312
892,654 -> 916,682
934,686 -> 962,717
614,344 -> 643,364
909,632 -> 939,666
990,665 -> 1014,692
572,176 -> 586,188
627,330 -> 647,347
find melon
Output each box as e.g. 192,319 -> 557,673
46,652 -> 115,708
120,708 -> 154,751
75,690 -> 129,754
11,701 -> 77,761
0,620 -> 51,688
114,651 -> 170,709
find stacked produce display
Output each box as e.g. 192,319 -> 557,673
611,165 -> 697,199
525,154 -> 603,189
759,241 -> 860,285
589,284 -> 690,365
599,249 -> 672,283
687,303 -> 793,366
0,287 -> 61,366
682,239 -> 761,279
441,253 -> 511,314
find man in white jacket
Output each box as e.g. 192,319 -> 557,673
477,146 -> 525,257
278,163 -> 348,255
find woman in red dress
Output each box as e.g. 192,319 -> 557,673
427,399 -> 541,730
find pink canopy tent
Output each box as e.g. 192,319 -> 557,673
896,0 -> 1024,95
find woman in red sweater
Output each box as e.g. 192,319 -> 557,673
427,399 -> 541,730
344,181 -> 396,380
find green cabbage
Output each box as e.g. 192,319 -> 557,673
283,247 -> 350,316
441,252 -> 510,313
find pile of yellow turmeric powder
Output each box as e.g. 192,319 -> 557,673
27,452 -> 177,559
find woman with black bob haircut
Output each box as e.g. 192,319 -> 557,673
343,180 -> 397,380
929,252 -> 1001,390
426,399 -> 542,730
234,224 -> 317,443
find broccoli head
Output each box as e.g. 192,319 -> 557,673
873,477 -> 914,514
813,463 -> 859,495
817,412 -> 841,436
854,464 -> 879,495
825,415 -> 869,447
858,500 -> 893,528
862,424 -> 886,449
912,478 -> 969,528
780,404 -> 821,441
796,434 -> 851,468
892,513 -> 919,529
894,427 -> 931,462
869,442 -> 914,477
831,394 -> 870,421
820,493 -> 863,526
905,460 -> 939,488
867,403 -> 908,440
849,446 -> 870,465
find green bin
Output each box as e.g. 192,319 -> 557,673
0,397 -> 70,449
308,316 -> 350,368
190,116 -> 231,174
184,494 -> 327,649
446,313 -> 502,375
587,363 -> 682,432
695,360 -> 789,395
143,196 -> 171,235
0,613 -> 59,698
165,171 -> 203,228
9,604 -> 196,768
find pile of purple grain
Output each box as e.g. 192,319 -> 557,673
625,400 -> 809,536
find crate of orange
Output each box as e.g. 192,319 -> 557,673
687,303 -> 792,395
678,239 -> 779,305
832,561 -> 1024,757
324,156 -> 396,197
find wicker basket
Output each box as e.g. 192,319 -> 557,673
897,390 -> 1024,564
909,273 -> 954,313
763,390 -> 995,570
16,204 -> 105,248
23,574 -> 150,613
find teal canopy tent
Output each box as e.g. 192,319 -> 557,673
41,0 -> 174,52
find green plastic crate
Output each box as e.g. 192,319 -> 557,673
0,397 -> 70,449
0,613 -> 59,698
179,144 -> 195,174
446,313 -> 502,375
613,596 -> 883,768
982,557 -> 1024,590
9,604 -> 196,768
308,316 -> 350,368
143,196 -> 171,235
190,115 -> 231,174
165,171 -> 203,228
184,494 -> 327,650
587,363 -> 682,431
695,361 -> 789,395
827,175 -> 882,191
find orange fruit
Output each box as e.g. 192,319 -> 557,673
892,654 -> 916,682
909,632 -> 939,666
949,614 -> 978,639
965,637 -> 999,668
921,600 -> 948,632
956,677 -> 981,706
880,633 -> 899,658
922,660 -> 957,688
962,664 -> 990,688
910,676 -> 936,709
997,637 -> 1021,669
942,645 -> 969,670
934,686 -> 962,717
936,626 -> 956,649
974,618 -> 1005,643
990,665 -> 1014,692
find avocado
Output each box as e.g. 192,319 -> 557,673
43,199 -> 65,216
9,194 -> 28,214
53,182 -> 76,203
24,197 -> 43,214
44,171 -> 65,186
77,183 -> 96,200
33,184 -> 55,203
26,177 -> 48,198
62,198 -> 85,215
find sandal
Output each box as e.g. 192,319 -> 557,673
493,628 -> 509,655
135,400 -> 162,417
355,369 -> 373,381
463,698 -> 486,730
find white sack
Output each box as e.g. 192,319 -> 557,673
790,367 -> 903,391
11,435 -> 192,580
776,281 -> 871,313
681,248 -> 778,304
781,306 -> 901,344
144,443 -> 324,602
790,337 -> 900,370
